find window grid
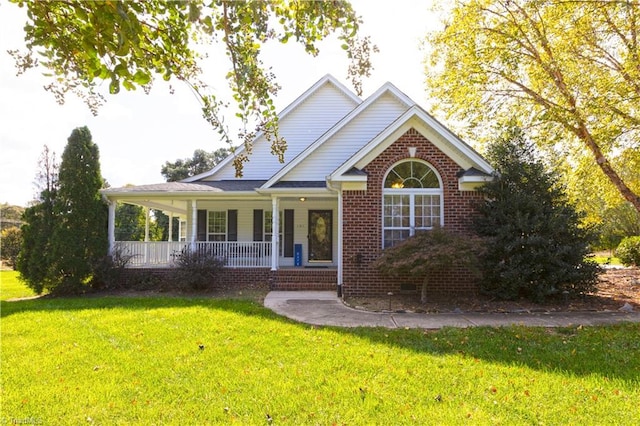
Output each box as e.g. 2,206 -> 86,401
382,160 -> 443,248
208,211 -> 226,241
264,211 -> 283,255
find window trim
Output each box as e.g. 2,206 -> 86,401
207,210 -> 227,241
381,159 -> 444,248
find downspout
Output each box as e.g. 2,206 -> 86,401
326,177 -> 342,298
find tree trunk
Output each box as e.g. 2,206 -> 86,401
576,124 -> 640,214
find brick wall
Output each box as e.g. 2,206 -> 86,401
119,267 -> 336,292
342,128 -> 484,297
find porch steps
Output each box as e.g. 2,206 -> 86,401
270,268 -> 337,291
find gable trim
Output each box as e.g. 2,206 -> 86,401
262,82 -> 416,189
330,106 -> 494,182
182,74 -> 361,183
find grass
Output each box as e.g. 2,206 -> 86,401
1,271 -> 639,425
590,252 -> 623,266
0,269 -> 41,301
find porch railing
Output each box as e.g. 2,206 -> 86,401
115,241 -> 273,268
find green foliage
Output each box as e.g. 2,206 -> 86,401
474,127 -> 600,302
17,129 -> 107,295
161,148 -> 230,182
0,227 -> 22,269
427,0 -> 640,214
49,127 -> 108,294
114,203 -> 146,241
171,248 -> 225,291
616,236 -> 640,267
16,145 -> 58,294
373,227 -> 485,303
0,203 -> 25,231
595,202 -> 640,251
9,1 -> 375,176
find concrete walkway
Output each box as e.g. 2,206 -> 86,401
264,291 -> 640,329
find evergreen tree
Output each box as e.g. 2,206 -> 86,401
16,145 -> 59,294
49,127 -> 108,294
474,127 -> 600,302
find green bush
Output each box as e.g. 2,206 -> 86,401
474,127 -> 600,302
373,227 -> 485,303
616,236 -> 640,266
171,248 -> 225,291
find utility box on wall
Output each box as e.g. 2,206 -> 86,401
294,244 -> 302,266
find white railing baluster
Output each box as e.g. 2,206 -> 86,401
116,241 -> 272,268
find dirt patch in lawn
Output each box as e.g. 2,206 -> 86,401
344,267 -> 640,314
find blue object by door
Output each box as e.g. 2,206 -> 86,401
294,244 -> 302,266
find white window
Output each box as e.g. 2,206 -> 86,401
382,160 -> 443,248
179,219 -> 187,242
208,211 -> 226,241
264,211 -> 283,255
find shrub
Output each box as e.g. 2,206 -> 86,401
171,248 -> 225,291
91,243 -> 135,290
0,227 -> 22,269
373,227 -> 485,303
616,236 -> 640,266
474,127 -> 600,302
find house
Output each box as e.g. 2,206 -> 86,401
102,74 -> 493,297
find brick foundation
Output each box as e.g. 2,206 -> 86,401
120,267 -> 337,292
342,128 -> 484,297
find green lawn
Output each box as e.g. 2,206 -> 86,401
0,269 -> 40,301
1,271 -> 639,425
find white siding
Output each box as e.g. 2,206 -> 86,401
207,82 -> 358,181
282,92 -> 408,181
188,199 -> 338,267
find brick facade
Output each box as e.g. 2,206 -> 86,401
120,267 -> 337,292
342,128 -> 484,298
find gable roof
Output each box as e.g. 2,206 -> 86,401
183,74 -> 361,183
261,82 -> 415,188
329,105 -> 494,183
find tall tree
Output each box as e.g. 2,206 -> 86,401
8,1 -> 376,176
474,127 -> 599,302
426,0 -> 640,213
161,148 -> 230,182
49,127 -> 108,294
16,145 -> 59,293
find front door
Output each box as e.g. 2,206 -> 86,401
308,210 -> 332,262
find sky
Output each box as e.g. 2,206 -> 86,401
0,1 -> 444,207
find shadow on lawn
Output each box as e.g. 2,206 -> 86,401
2,295 -> 639,383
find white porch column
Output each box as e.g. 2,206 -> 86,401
337,189 -> 343,293
191,200 -> 198,251
144,206 -> 150,242
271,196 -> 280,271
107,200 -> 116,256
168,212 -> 173,242
144,206 -> 150,264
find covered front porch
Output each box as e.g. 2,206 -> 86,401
102,181 -> 342,278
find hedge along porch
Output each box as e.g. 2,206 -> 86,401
102,75 -> 493,296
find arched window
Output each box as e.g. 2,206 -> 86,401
382,160 -> 443,248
